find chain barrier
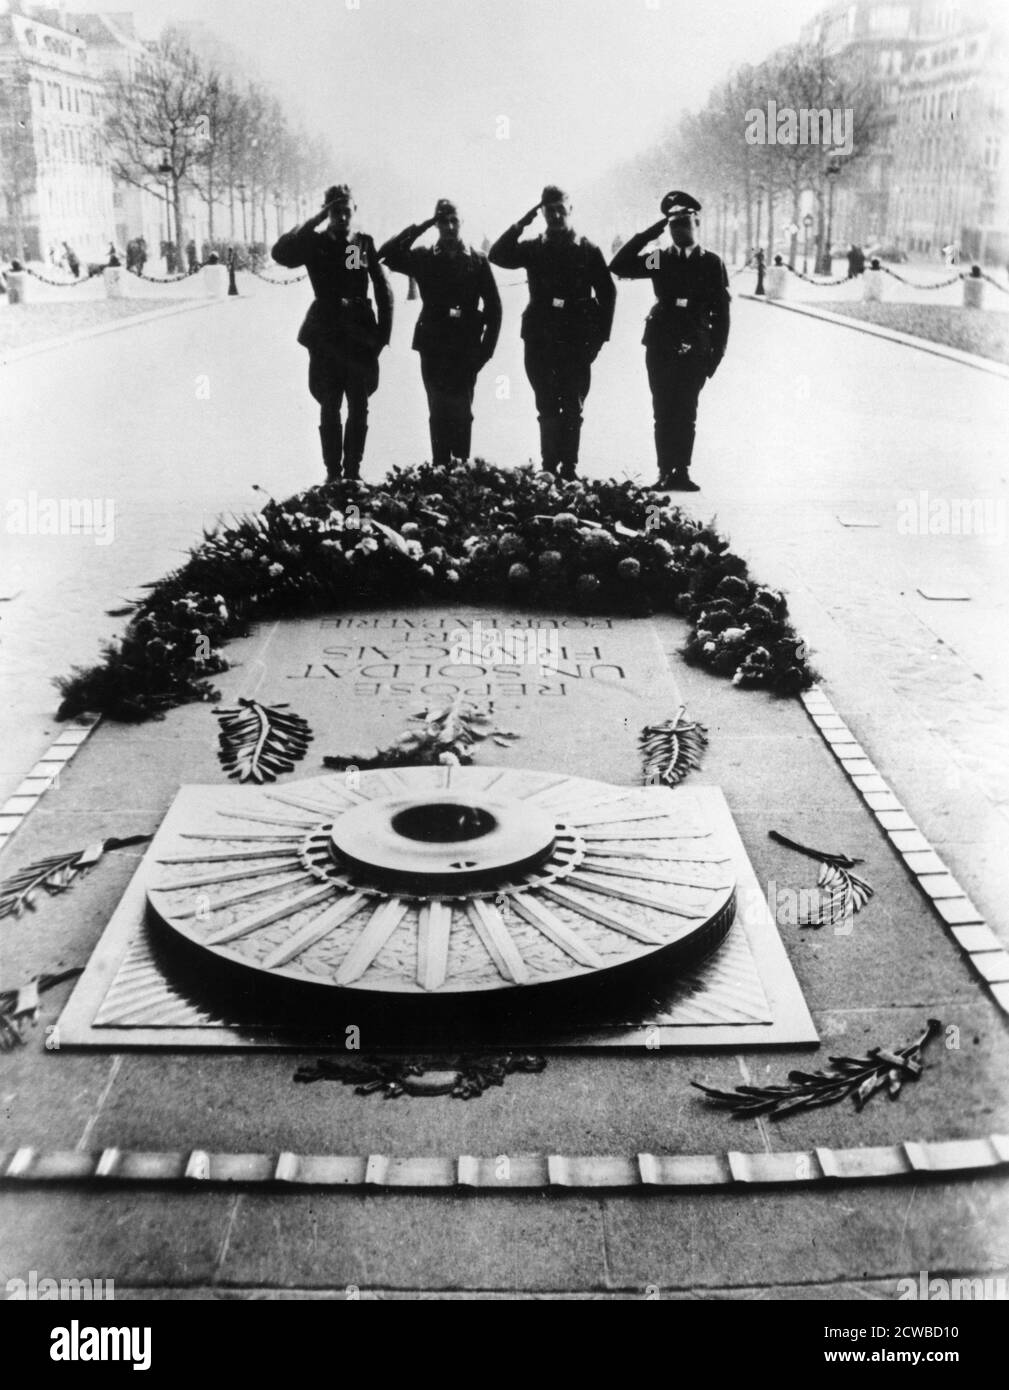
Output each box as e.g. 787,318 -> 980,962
127,266 -> 193,283
783,264 -> 851,287
880,266 -> 963,290
243,265 -> 308,285
979,270 -> 1009,296
23,266 -> 99,288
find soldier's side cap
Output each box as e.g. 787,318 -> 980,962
541,184 -> 571,205
434,198 -> 459,218
324,184 -> 355,207
661,190 -> 702,218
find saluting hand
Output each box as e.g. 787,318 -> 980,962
517,204 -> 541,230
643,217 -> 668,241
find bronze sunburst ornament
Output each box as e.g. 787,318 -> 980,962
145,766 -> 737,1006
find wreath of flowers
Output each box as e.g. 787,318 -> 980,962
55,460 -> 814,722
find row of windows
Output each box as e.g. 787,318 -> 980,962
20,25 -> 86,64
913,38 -> 980,70
893,132 -> 1000,169
34,79 -> 100,118
39,126 -> 105,167
45,185 -> 110,217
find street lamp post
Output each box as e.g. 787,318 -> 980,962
236,182 -> 248,242
157,157 -> 173,267
816,160 -> 841,275
802,212 -> 814,275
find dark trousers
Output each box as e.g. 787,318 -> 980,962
420,354 -> 477,465
523,341 -> 591,475
645,345 -> 710,480
308,350 -> 378,480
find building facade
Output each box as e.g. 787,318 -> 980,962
0,6 -> 113,262
1,4 -> 213,267
802,0 -> 1009,261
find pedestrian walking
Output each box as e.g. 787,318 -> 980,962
186,239 -> 199,274
610,191 -> 730,492
62,242 -> 80,278
847,243 -> 865,278
379,199 -> 501,467
489,185 -> 615,479
272,184 -> 393,481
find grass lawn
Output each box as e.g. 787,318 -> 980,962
815,300 -> 1009,365
0,299 -> 176,355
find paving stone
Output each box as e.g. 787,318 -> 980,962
951,925 -> 1002,953
0,1191 -> 230,1286
754,1004 -> 1009,1150
902,850 -> 949,876
219,1193 -> 609,1290
838,759 -> 877,776
918,874 -> 968,900
969,953 -> 1009,985
86,1050 -> 769,1161
888,830 -> 932,854
603,1181 -> 1009,1289
934,899 -> 987,927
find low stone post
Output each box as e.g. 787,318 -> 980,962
103,264 -> 125,299
765,255 -> 788,300
863,259 -> 885,303
5,265 -> 27,304
962,266 -> 985,309
202,261 -> 228,299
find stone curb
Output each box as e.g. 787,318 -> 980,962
0,717 -> 101,857
2,1135 -> 1007,1189
740,293 -> 1009,380
799,686 -> 1009,1016
0,295 -> 231,368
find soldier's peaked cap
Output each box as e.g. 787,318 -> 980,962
324,184 -> 355,207
661,190 -> 702,218
434,198 -> 459,218
541,184 -> 571,205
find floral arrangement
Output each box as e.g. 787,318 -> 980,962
55,460 -> 814,722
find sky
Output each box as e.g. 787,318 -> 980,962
67,0 -> 828,233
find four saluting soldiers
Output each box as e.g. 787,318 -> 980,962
379,199 -> 501,466
610,191 -> 730,492
272,184 -> 393,481
489,186 -> 615,480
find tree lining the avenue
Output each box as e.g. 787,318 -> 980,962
604,40 -> 885,272
103,27 -> 336,259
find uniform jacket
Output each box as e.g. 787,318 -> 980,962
488,225 -> 615,350
271,224 -> 393,358
610,237 -> 730,364
378,226 -> 502,363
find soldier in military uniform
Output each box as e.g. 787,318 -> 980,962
272,185 -> 393,481
489,185 -> 615,479
610,191 -> 730,492
379,199 -> 501,466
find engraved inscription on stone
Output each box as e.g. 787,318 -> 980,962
289,613 -> 627,702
